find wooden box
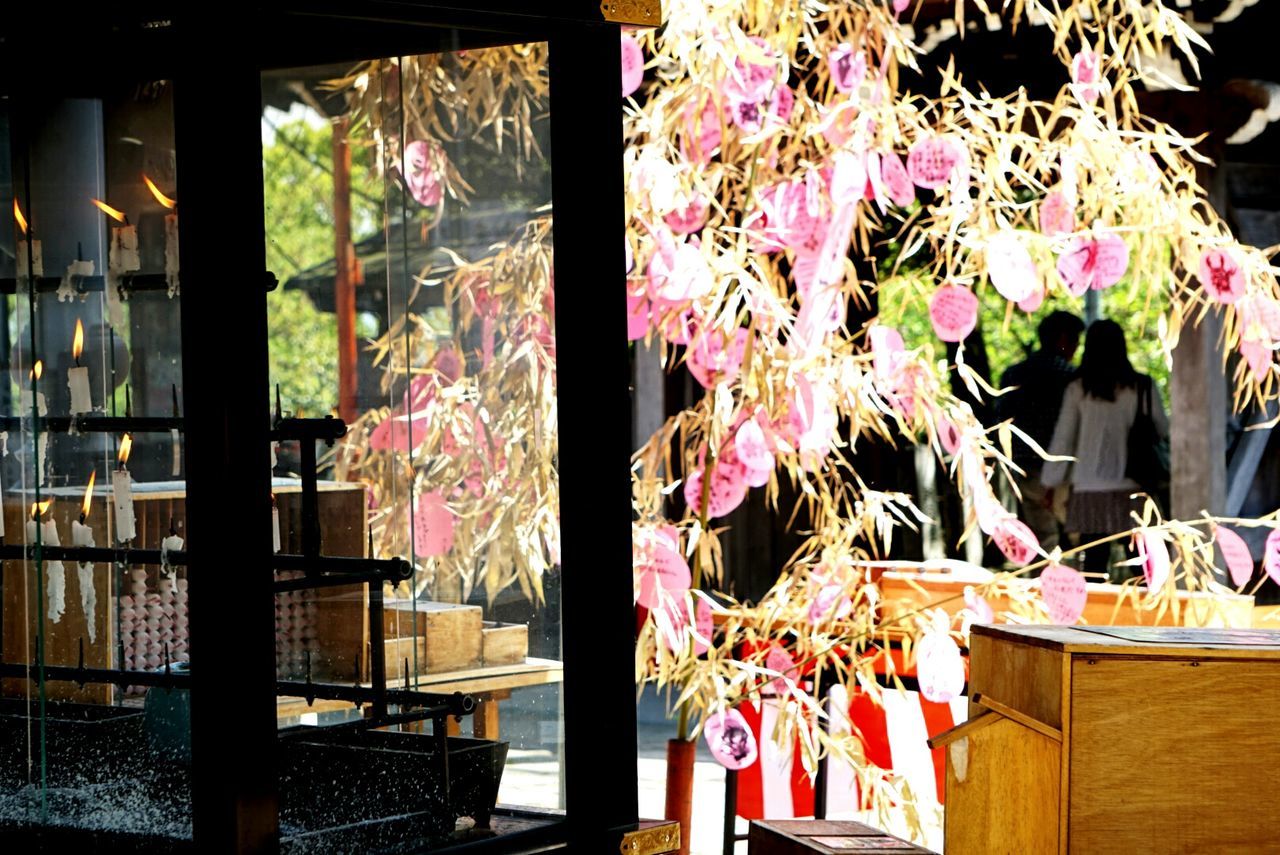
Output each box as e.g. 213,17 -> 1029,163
937,625 -> 1280,854
749,820 -> 933,853
481,621 -> 528,666
384,600 -> 483,673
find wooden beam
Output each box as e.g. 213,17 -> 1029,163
333,117 -> 358,424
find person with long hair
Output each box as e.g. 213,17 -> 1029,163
1040,319 -> 1169,577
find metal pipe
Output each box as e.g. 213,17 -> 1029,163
0,272 -> 173,295
0,415 -> 183,433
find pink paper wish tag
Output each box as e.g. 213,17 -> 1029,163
1264,528 -> 1280,585
765,645 -> 798,695
1056,231 -> 1129,295
907,138 -> 959,190
704,708 -> 758,770
1216,525 -> 1254,588
1138,530 -> 1170,590
1039,190 -> 1076,236
879,151 -> 916,208
985,231 -> 1039,303
683,460 -> 749,520
621,34 -> 644,98
735,417 -> 774,473
963,585 -> 994,624
993,518 -> 1039,565
916,631 -> 965,703
1040,563 -> 1087,624
635,537 -> 692,609
413,490 -> 454,557
1199,248 -> 1245,305
929,284 -> 979,343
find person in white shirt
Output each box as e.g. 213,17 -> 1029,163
1041,320 -> 1169,577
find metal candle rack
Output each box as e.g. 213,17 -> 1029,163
0,407 -> 477,736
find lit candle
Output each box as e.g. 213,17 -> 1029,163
92,199 -> 139,272
67,319 -> 92,415
13,199 -> 43,278
26,501 -> 65,623
72,472 -> 98,643
144,175 -> 178,295
112,434 -> 136,543
271,493 -> 281,553
19,360 -> 47,417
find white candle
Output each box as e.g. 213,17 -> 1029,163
19,389 -> 47,417
68,367 -> 91,414
72,515 -> 96,643
272,503 -> 281,553
16,239 -> 43,278
111,224 -> 140,273
113,469 -> 136,543
43,517 -> 65,623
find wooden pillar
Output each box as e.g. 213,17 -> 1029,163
1170,310 -> 1227,520
333,117 -> 357,424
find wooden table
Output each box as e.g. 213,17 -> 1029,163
276,656 -> 563,739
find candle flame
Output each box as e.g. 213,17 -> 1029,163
73,319 -> 84,361
118,433 -> 133,466
143,175 -> 177,210
81,471 -> 97,520
91,198 -> 127,223
13,199 -> 28,235
30,500 -> 51,520
31,360 -> 42,381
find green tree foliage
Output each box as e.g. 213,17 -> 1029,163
262,113 -> 381,414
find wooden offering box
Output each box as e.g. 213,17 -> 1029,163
937,625 -> 1280,854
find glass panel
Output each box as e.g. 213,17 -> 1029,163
263,39 -> 562,844
0,86 -> 190,838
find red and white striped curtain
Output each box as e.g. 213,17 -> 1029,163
735,686 -> 967,819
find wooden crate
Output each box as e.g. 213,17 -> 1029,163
749,820 -> 933,853
481,621 -> 528,666
936,625 -> 1280,854
384,600 -> 483,673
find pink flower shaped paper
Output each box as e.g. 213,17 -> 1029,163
621,34 -> 644,98
721,36 -> 785,103
1018,284 -> 1046,313
765,645 -> 798,696
878,151 -> 916,208
681,95 -> 722,166
735,417 -> 775,474
683,460 -> 749,520
1216,525 -> 1254,588
963,586 -> 994,624
1238,293 -> 1280,345
1137,530 -> 1170,591
916,629 -> 965,703
413,491 -> 454,557
1240,341 -> 1272,382
827,44 -> 867,94
403,140 -> 445,207
1070,49 -> 1103,105
929,283 -> 979,343
809,584 -> 852,624
687,328 -> 748,389
1039,190 -> 1076,236
1055,231 -> 1129,295
985,230 -> 1039,303
647,238 -> 713,302
635,526 -> 692,608
726,85 -> 793,134
1265,528 -> 1280,586
1040,563 -> 1087,624
704,708 -> 758,770
664,195 -> 710,236
1198,248 -> 1245,304
993,518 -> 1039,566
907,138 -> 959,190
627,287 -> 650,341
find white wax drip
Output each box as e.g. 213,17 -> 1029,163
72,518 -> 96,643
43,518 -> 65,623
57,259 -> 94,304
